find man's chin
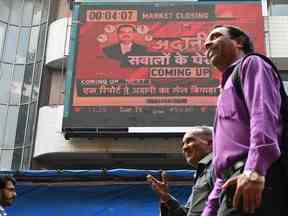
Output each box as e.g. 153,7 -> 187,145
211,58 -> 219,68
3,200 -> 14,207
186,159 -> 197,168
211,58 -> 226,70
2,203 -> 10,207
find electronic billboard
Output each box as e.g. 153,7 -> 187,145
63,1 -> 265,136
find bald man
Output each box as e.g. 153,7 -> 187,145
147,126 -> 214,216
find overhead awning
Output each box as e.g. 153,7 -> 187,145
3,169 -> 194,216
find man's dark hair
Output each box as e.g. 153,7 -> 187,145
213,25 -> 254,54
117,24 -> 136,33
0,176 -> 16,189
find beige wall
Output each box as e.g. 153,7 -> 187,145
34,106 -> 181,156
265,16 -> 288,70
48,69 -> 65,105
33,106 -> 183,169
266,16 -> 288,57
51,0 -> 71,20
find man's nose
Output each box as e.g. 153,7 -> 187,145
182,143 -> 189,151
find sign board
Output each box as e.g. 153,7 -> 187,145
63,1 -> 265,136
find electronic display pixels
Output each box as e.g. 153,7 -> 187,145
63,2 -> 265,132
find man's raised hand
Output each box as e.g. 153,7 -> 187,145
147,171 -> 171,203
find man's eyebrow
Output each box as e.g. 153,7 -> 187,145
209,32 -> 223,39
183,136 -> 195,143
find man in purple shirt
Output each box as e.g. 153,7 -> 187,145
202,25 -> 286,216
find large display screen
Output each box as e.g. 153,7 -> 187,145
63,1 -> 265,133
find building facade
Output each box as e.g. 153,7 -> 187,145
0,0 -> 287,170
0,0 -> 51,170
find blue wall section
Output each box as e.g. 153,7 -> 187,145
8,184 -> 192,216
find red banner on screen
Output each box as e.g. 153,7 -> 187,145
64,2 -> 265,129
74,3 -> 264,107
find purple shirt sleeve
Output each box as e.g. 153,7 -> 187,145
241,56 -> 282,176
201,178 -> 223,216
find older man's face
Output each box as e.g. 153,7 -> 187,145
182,133 -> 210,167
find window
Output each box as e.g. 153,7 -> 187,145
16,27 -> 30,64
0,105 -> 7,146
3,106 -> 19,148
0,0 -> 49,170
284,82 -> 288,94
11,148 -> 22,170
9,0 -> 24,26
24,102 -> 36,145
21,64 -> 33,104
15,104 -> 28,147
269,0 -> 288,16
280,72 -> 288,94
41,0 -> 50,23
27,26 -> 39,63
0,0 -> 11,22
0,22 -> 7,58
0,63 -> 12,104
2,25 -> 19,63
0,150 -> 13,170
36,24 -> 46,61
270,4 -> 288,16
22,146 -> 31,169
32,62 -> 42,101
10,65 -> 25,105
32,0 -> 43,26
22,0 -> 34,26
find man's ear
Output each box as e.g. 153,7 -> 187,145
205,139 -> 213,153
207,139 -> 212,146
234,35 -> 245,49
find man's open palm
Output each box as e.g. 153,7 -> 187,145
147,171 -> 170,202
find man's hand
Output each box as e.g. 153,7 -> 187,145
222,172 -> 265,214
147,171 -> 171,203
